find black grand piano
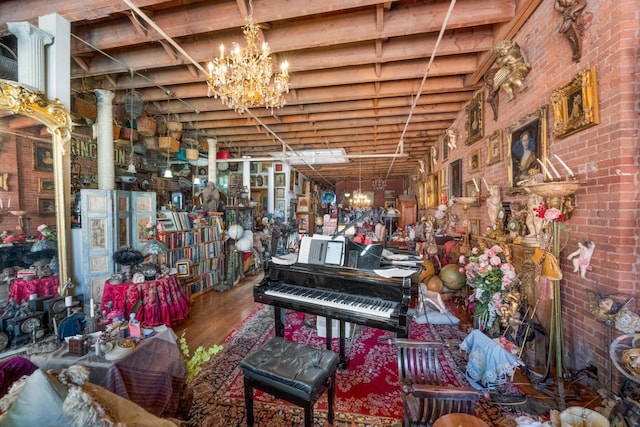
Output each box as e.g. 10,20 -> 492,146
254,261 -> 417,366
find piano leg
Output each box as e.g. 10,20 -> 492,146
338,320 -> 349,369
274,307 -> 285,337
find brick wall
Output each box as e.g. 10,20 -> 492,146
434,0 -> 639,383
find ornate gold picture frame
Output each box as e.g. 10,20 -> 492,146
465,91 -> 484,145
468,149 -> 481,173
550,66 -> 599,138
506,106 -> 548,194
441,133 -> 449,162
486,129 -> 503,165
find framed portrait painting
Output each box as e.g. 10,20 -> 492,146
550,65 -> 600,138
486,129 -> 503,166
449,159 -> 462,198
506,105 -> 548,193
274,173 -> 285,187
275,187 -> 285,199
465,91 -> 484,145
33,142 -> 54,172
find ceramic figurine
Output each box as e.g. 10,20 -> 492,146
567,240 -> 595,278
486,183 -> 502,229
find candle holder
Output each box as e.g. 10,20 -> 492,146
525,179 -> 582,410
454,196 -> 477,255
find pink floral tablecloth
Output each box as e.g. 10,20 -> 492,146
8,276 -> 59,303
100,275 -> 189,326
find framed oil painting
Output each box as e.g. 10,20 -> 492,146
506,105 -> 548,193
33,142 -> 54,172
275,187 -> 285,199
441,133 -> 449,162
384,190 -> 396,199
486,129 -> 503,165
468,149 -> 481,173
275,173 -> 285,187
38,178 -> 55,192
449,159 -> 462,198
550,65 -> 600,138
465,91 -> 484,145
38,197 -> 56,216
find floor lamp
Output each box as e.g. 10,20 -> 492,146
526,180 -> 582,410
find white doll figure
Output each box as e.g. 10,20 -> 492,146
486,183 -> 502,227
567,240 -> 595,278
525,192 -> 545,238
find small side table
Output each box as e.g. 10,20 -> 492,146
432,413 -> 489,427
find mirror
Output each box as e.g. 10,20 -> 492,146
0,79 -> 72,292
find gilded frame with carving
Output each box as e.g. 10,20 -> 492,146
506,105 -> 548,194
550,66 -> 599,138
465,91 -> 484,145
486,129 -> 503,165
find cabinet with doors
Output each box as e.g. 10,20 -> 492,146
71,189 -> 156,304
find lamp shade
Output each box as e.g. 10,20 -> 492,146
228,224 -> 244,240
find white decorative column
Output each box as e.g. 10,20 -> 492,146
242,156 -> 251,190
94,89 -> 115,190
267,166 -> 275,213
39,14 -> 70,106
207,137 -> 217,184
7,21 -> 53,91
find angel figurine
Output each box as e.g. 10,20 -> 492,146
567,240 -> 595,278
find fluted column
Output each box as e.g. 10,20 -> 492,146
242,156 -> 251,191
94,89 -> 115,190
7,21 -> 53,91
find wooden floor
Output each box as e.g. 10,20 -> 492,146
174,272 -> 263,350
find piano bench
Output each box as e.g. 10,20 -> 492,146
240,336 -> 339,427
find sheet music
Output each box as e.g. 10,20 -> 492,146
297,235 -> 345,265
374,267 -> 415,278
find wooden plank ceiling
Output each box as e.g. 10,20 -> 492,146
0,0 -> 529,185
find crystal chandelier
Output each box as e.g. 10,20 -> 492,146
206,2 -> 289,113
350,161 -> 371,208
372,176 -> 386,190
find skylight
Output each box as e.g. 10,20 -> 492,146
269,148 -> 348,165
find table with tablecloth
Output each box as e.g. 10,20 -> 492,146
28,327 -> 187,417
100,275 -> 189,327
8,276 -> 59,303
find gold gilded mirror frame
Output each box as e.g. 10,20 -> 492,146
0,79 -> 72,293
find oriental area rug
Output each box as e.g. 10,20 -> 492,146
187,304 -> 530,426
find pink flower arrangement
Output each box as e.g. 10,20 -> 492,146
461,245 -> 517,331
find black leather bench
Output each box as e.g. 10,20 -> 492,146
240,336 -> 340,426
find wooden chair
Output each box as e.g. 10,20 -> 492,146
394,338 -> 489,427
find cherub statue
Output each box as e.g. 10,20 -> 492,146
525,192 -> 545,239
492,40 -> 531,101
567,240 -> 595,278
554,0 -> 587,62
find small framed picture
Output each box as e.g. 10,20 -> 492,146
33,142 -> 54,172
38,198 -> 56,216
38,178 -> 55,192
441,133 -> 449,162
275,188 -> 285,199
551,65 -> 600,138
297,196 -> 309,212
250,176 -> 256,187
468,149 -> 481,173
250,162 -> 258,173
465,91 -> 484,146
275,199 -> 285,211
176,260 -> 191,278
486,129 -> 503,165
384,190 -> 396,199
275,173 -> 285,187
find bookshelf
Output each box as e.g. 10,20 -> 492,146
157,213 -> 225,298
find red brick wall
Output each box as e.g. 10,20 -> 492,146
434,0 -> 639,381
0,134 -> 57,236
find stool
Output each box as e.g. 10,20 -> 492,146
240,336 -> 339,427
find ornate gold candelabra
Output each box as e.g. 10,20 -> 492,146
526,180 -> 582,410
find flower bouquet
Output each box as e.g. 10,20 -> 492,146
461,245 -> 517,333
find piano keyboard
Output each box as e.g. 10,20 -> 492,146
264,283 -> 398,319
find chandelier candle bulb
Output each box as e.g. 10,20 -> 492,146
547,159 -> 562,179
553,154 -> 574,176
536,158 -> 553,180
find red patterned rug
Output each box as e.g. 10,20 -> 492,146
187,304 -> 530,426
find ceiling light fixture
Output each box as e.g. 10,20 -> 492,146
205,0 -> 289,113
372,176 -> 386,191
163,167 -> 173,178
351,161 -> 370,209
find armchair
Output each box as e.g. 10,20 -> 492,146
395,338 -> 489,426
